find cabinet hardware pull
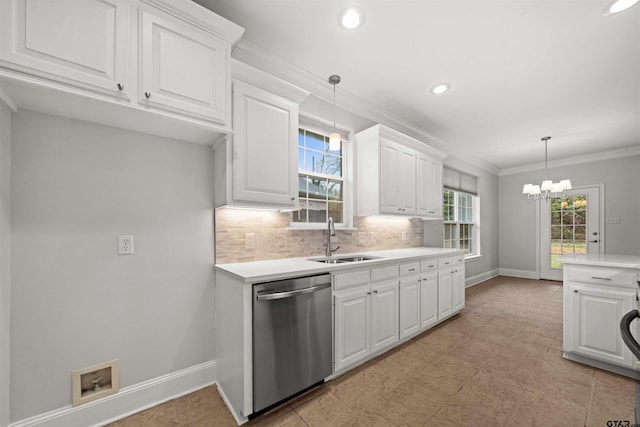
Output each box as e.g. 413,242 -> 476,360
144,92 -> 151,99
408,268 -> 415,272
591,276 -> 611,281
428,265 -> 434,268
373,290 -> 378,293
367,291 -> 371,295
117,83 -> 124,91
574,290 -> 578,293
290,197 -> 295,201
589,240 -> 599,243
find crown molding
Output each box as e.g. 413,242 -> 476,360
499,144 -> 640,176
231,39 -> 499,175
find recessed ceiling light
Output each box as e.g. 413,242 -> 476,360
339,7 -> 365,30
604,0 -> 639,15
430,83 -> 450,95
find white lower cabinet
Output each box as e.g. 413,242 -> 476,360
399,262 -> 421,339
420,271 -> 438,329
334,268 -> 399,372
565,282 -> 635,368
334,285 -> 371,371
563,264 -> 638,374
334,253 -> 465,373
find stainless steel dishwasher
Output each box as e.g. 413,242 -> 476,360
252,274 -> 332,414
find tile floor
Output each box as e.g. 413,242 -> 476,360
108,276 -> 637,426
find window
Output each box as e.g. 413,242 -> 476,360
444,190 -> 479,255
292,126 -> 345,225
442,167 -> 480,257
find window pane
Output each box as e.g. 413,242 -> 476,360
325,154 -> 342,176
307,177 -> 327,200
292,200 -> 308,223
305,131 -> 325,152
306,199 -> 327,223
327,180 -> 343,201
328,201 -> 343,223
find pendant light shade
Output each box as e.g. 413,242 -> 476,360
522,136 -> 572,200
329,75 -> 341,151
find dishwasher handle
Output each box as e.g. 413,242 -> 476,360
256,282 -> 331,301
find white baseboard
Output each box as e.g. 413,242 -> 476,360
498,268 -> 539,280
10,360 -> 217,427
465,269 -> 499,288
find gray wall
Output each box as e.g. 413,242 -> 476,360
499,154 -> 640,274
0,100 -> 12,427
442,157 -> 500,282
10,110 -> 216,421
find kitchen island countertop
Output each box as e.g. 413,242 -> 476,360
215,247 -> 464,283
559,253 -> 640,269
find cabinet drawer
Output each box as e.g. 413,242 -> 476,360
421,259 -> 438,272
400,262 -> 420,276
453,254 -> 465,265
334,269 -> 370,290
438,257 -> 454,269
371,265 -> 399,283
568,266 -> 636,287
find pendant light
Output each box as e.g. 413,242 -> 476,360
328,75 -> 341,151
522,136 -> 572,200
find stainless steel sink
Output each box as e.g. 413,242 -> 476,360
309,255 -> 381,263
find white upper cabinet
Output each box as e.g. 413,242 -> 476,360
213,60 -> 309,209
0,0 -> 244,142
0,0 -> 130,97
139,8 -> 228,124
416,153 -> 443,218
355,124 -> 446,218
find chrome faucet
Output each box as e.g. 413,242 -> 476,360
326,217 -> 340,257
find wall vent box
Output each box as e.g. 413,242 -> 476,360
72,359 -> 119,406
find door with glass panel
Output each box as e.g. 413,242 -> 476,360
540,187 -> 601,281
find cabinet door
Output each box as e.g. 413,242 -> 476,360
140,9 -> 228,123
371,281 -> 399,353
0,0 -> 129,96
420,272 -> 438,330
400,276 -> 421,339
379,139 -> 415,215
231,80 -> 298,206
416,154 -> 442,218
335,286 -> 371,372
453,268 -> 465,312
567,283 -> 635,367
438,270 -> 453,319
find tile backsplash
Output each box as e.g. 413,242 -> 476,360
215,208 -> 426,264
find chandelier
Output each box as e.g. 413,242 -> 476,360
522,136 -> 572,200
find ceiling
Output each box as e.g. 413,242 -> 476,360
196,0 -> 640,174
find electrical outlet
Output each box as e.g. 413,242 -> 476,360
118,236 -> 134,255
401,231 -> 407,241
606,217 -> 621,224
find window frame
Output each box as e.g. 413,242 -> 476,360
290,115 -> 353,230
443,189 -> 481,259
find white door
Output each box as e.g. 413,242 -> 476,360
540,186 -> 602,281
334,287 -> 371,372
232,80 -> 298,206
371,281 -> 399,352
438,270 -> 453,319
140,9 -> 228,123
399,276 -> 420,339
568,283 -> 634,367
420,272 -> 438,330
453,268 -> 465,311
0,0 -> 129,96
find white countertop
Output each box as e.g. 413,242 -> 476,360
215,247 -> 464,283
559,253 -> 640,269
